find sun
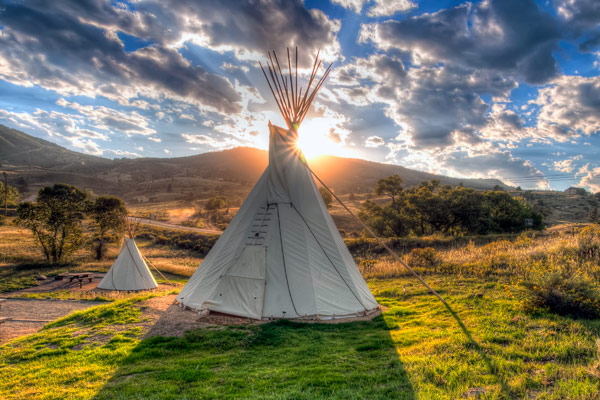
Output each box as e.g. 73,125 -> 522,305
294,117 -> 352,160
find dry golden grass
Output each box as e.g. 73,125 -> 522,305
358,227 -> 596,280
136,240 -> 202,278
0,220 -> 201,293
0,224 -> 43,266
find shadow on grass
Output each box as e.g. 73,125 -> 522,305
93,316 -> 415,400
441,300 -> 511,395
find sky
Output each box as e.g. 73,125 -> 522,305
0,0 -> 599,191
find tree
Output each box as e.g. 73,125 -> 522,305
205,196 -> 227,210
0,180 -> 20,208
16,184 -> 88,263
319,186 -> 333,208
374,174 -> 403,206
89,196 -> 127,260
360,176 -> 543,237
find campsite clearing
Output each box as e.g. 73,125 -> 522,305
2,223 -> 600,399
1,275 -> 600,399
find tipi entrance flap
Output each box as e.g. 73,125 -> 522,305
203,246 -> 267,319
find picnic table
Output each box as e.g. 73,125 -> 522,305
54,273 -> 97,288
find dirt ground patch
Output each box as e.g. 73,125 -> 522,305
143,296 -> 383,338
0,298 -> 104,344
0,293 -> 383,345
4,274 -> 174,298
8,274 -> 105,294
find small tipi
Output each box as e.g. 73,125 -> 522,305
177,50 -> 378,320
97,218 -> 158,291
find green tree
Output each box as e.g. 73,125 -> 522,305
319,187 -> 333,208
374,174 -> 403,206
205,196 -> 227,210
360,176 -> 543,237
89,196 -> 127,260
484,191 -> 543,232
0,180 -> 20,207
16,184 -> 88,263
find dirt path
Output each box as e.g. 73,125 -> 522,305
0,298 -> 104,344
138,218 -> 222,235
0,294 -> 383,345
6,275 -> 105,294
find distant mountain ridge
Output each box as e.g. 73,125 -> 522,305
0,124 -> 508,203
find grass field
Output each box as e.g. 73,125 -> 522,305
1,222 -> 600,399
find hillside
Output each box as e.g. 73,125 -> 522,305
0,125 -> 508,203
0,125 -> 110,170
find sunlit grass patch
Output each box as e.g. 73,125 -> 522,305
1,276 -> 600,399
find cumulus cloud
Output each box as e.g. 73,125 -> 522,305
330,0 -> 367,14
331,0 -> 416,16
533,75 -> 600,140
553,155 -> 583,173
554,0 -> 600,29
367,0 -> 417,17
0,1 -> 242,113
181,132 -> 245,150
0,0 -> 340,114
365,136 -> 385,147
147,0 -> 342,64
360,0 -> 563,84
334,57 -> 515,148
578,165 -> 600,192
57,98 -> 156,136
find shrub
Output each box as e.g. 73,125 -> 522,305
406,247 -> 441,273
519,262 -> 600,318
481,240 -> 513,254
514,232 -> 534,248
358,259 -> 378,274
577,225 -> 600,260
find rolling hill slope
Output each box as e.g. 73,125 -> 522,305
0,125 -> 508,203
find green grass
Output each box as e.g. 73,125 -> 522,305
2,277 -> 600,399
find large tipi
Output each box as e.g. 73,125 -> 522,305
97,220 -> 158,291
176,49 -> 378,320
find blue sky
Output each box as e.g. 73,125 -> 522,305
0,0 -> 599,191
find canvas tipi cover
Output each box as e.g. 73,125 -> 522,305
176,123 -> 378,319
97,238 -> 158,291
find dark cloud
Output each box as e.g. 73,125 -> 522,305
0,0 -> 341,114
362,0 -> 563,84
374,64 -> 514,148
0,1 -> 242,113
554,0 -> 600,29
169,0 -> 339,61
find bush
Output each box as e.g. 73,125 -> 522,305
577,225 -> 600,260
406,247 -> 440,273
519,262 -> 600,318
358,259 -> 378,274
